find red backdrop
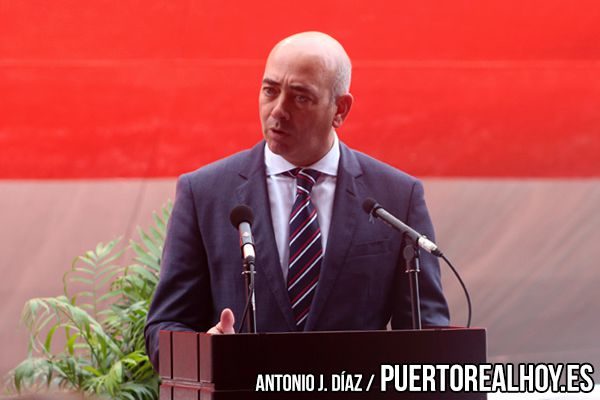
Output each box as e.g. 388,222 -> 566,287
1,0 -> 599,178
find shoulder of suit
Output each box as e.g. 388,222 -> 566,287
343,144 -> 421,185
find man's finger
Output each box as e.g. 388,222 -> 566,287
219,308 -> 235,333
206,308 -> 235,334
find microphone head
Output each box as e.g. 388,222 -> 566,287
362,197 -> 379,214
230,205 -> 255,227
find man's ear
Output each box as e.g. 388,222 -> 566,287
332,93 -> 354,128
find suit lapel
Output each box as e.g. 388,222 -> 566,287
305,143 -> 363,330
234,142 -> 297,331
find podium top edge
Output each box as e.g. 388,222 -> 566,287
159,327 -> 486,337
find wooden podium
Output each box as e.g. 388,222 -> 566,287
159,328 -> 487,399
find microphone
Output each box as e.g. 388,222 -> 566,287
362,197 -> 443,257
230,205 -> 256,263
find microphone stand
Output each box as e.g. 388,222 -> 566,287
402,242 -> 422,330
241,258 -> 257,333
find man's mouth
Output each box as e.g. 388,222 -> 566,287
269,127 -> 288,135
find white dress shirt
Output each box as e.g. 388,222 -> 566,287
264,134 -> 340,280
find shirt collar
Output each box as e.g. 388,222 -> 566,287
264,132 -> 340,177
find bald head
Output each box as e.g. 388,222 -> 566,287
267,32 -> 352,99
259,31 -> 354,166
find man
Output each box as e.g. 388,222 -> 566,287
144,32 -> 449,369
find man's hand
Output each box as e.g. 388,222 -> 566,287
207,308 -> 236,334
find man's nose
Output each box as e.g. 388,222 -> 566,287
271,96 -> 290,121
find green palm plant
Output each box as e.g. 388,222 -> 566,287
7,203 -> 172,400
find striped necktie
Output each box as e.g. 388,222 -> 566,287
285,168 -> 323,330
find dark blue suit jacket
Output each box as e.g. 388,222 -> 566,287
144,141 -> 449,368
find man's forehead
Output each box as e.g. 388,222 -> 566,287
262,65 -> 322,97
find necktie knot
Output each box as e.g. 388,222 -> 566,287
285,168 -> 321,193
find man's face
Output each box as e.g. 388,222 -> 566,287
259,48 -> 338,166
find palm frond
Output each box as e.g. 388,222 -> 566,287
63,238 -> 125,321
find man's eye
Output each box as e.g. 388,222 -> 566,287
296,95 -> 309,103
263,87 -> 276,96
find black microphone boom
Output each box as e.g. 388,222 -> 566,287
363,198 -> 472,327
362,197 -> 443,257
230,204 -> 258,333
230,205 -> 256,263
